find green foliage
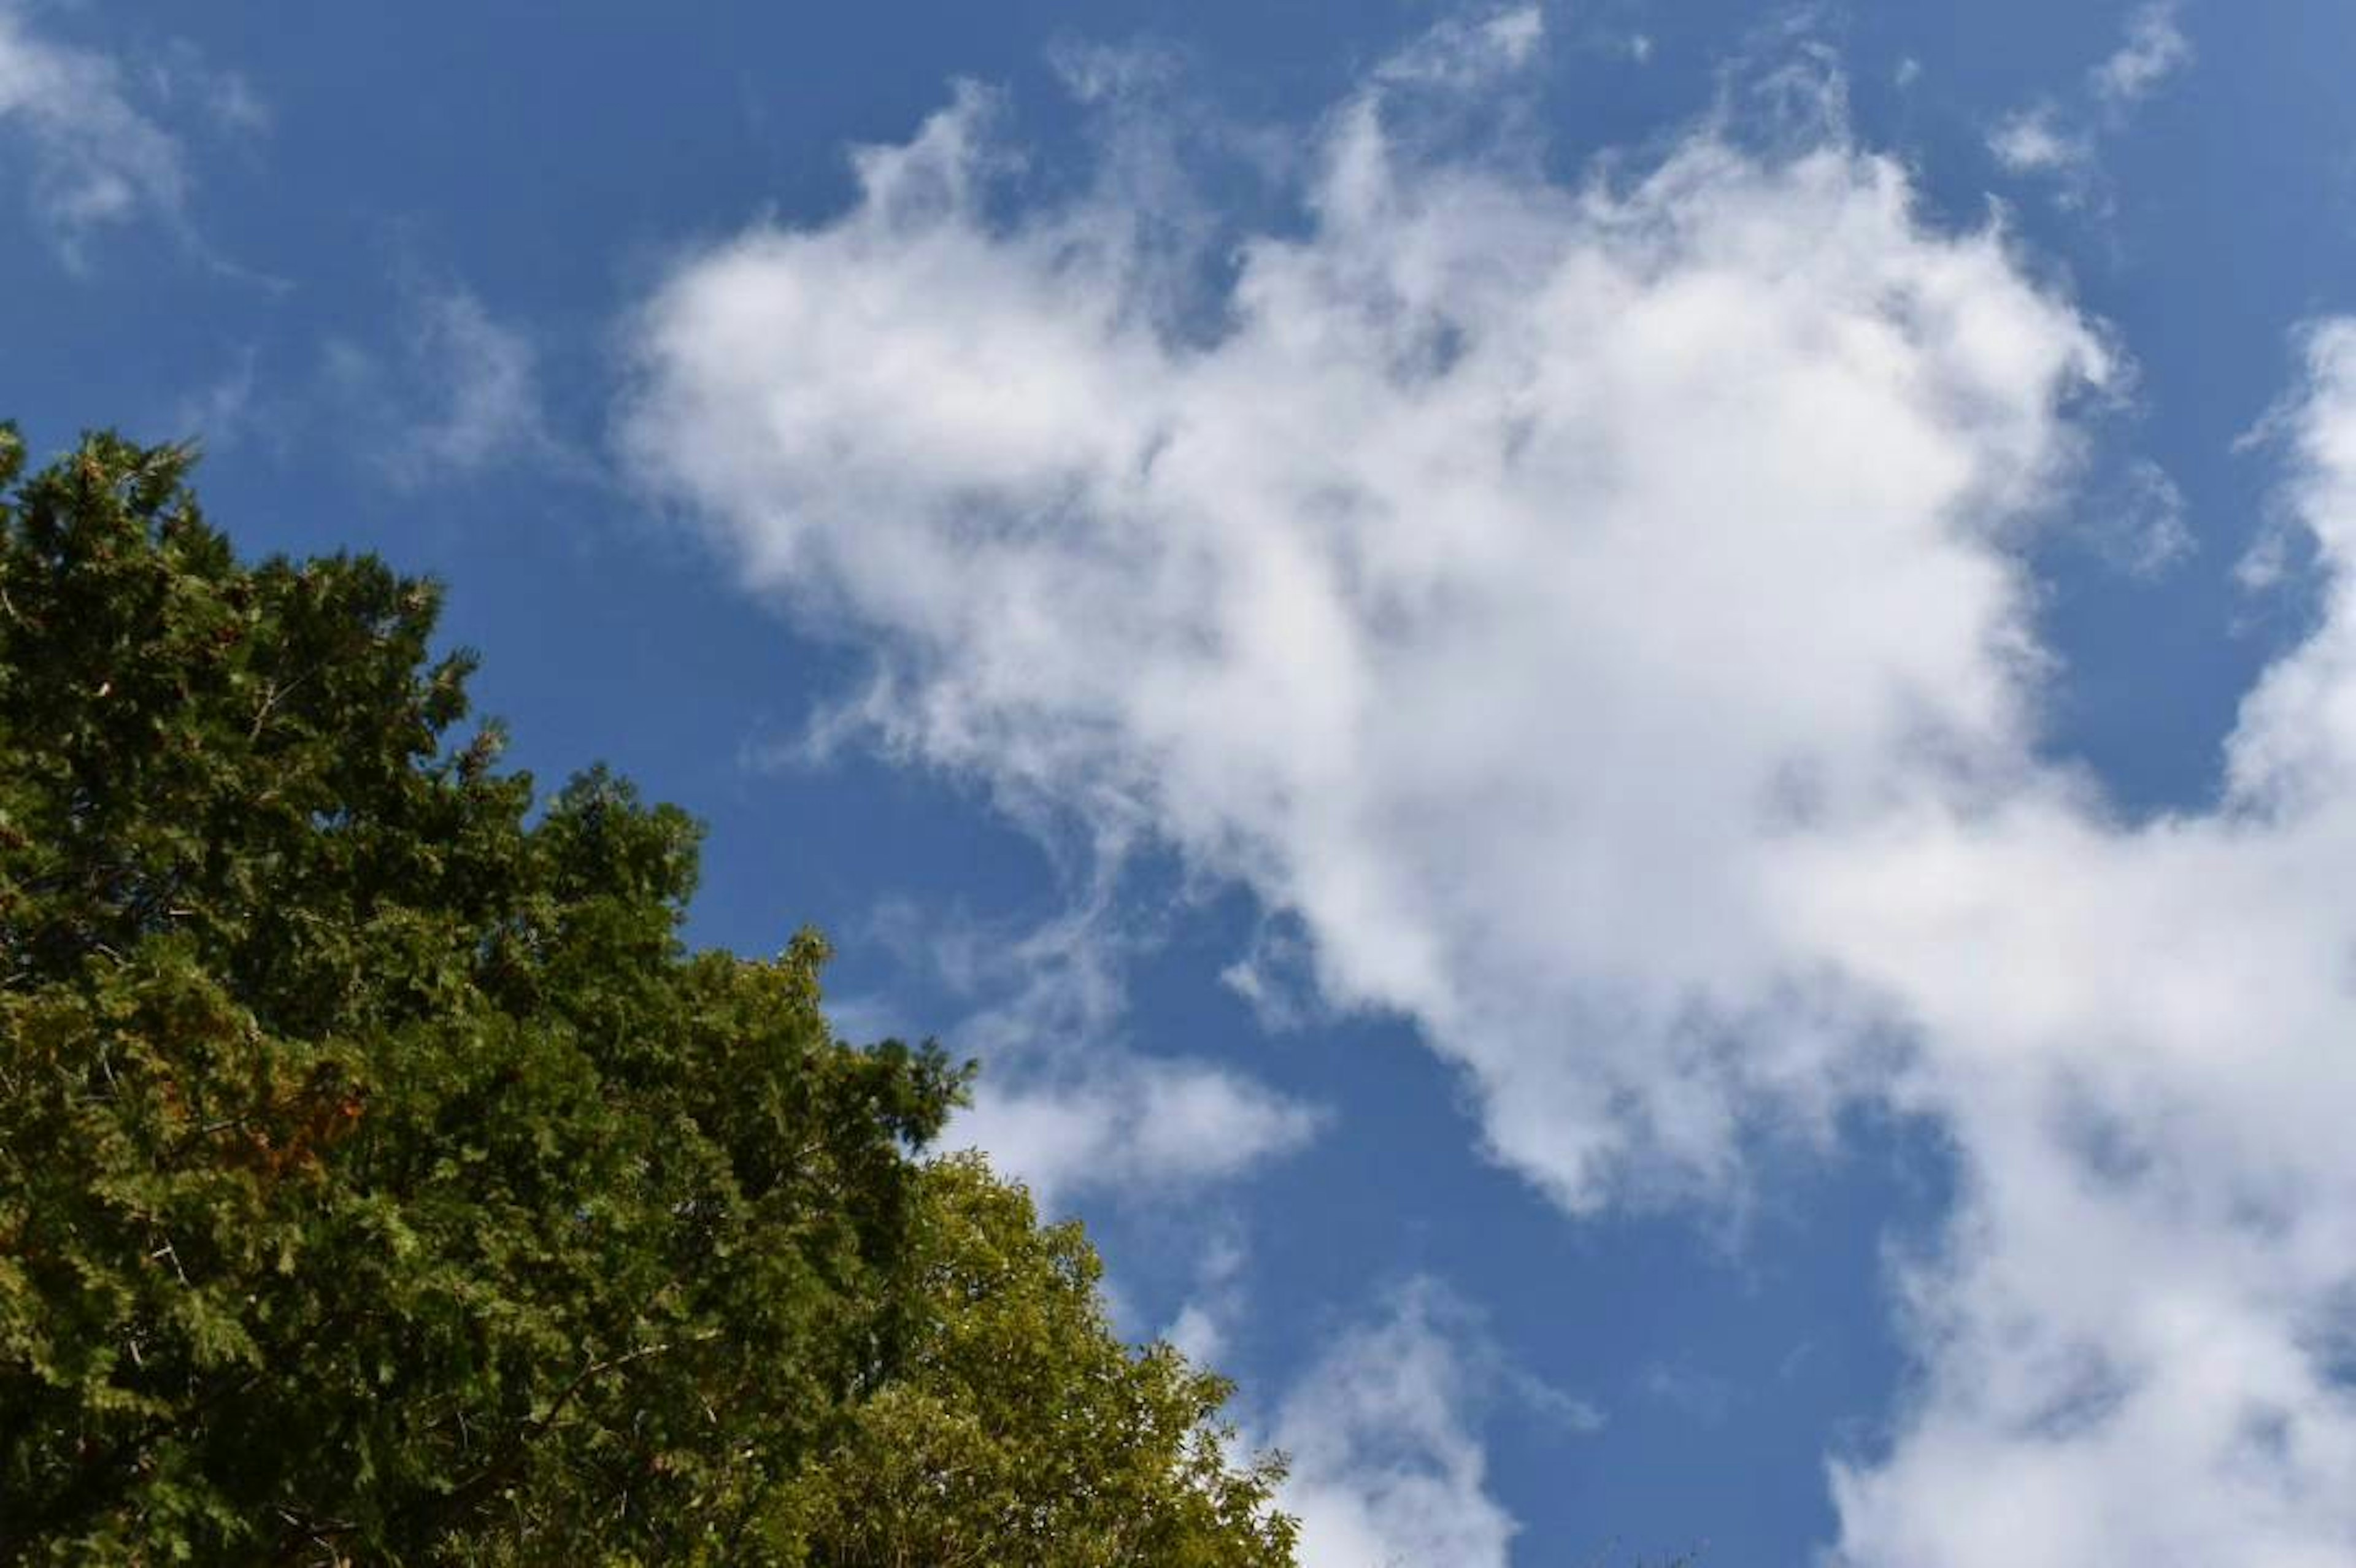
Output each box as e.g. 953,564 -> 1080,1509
0,428 -> 1295,1566
796,1157 -> 1294,1567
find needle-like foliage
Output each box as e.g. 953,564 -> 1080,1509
0,428 -> 1295,1566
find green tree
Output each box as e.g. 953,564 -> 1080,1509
797,1156 -> 1290,1567
0,427 -> 1295,1566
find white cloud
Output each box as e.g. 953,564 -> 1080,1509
1988,106 -> 2092,179
0,3 -> 189,265
1375,2 -> 1544,86
1810,322 -> 2356,1567
2091,2 -> 2193,108
623,24 -> 2103,1214
140,37 -> 272,139
168,346 -> 259,452
329,285 -> 559,486
1988,2 -> 2192,206
1271,1282 -> 1519,1568
1220,914 -> 1326,1034
2067,456 -> 2195,577
957,1056 -> 1324,1215
621,12 -> 2356,1563
863,893 -> 1325,1216
1160,1227 -> 1251,1366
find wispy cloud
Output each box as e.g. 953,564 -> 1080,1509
0,3 -> 190,266
166,345 -> 262,454
1271,1281 -> 1520,1568
1988,1 -> 2192,205
1987,106 -> 2092,180
1641,1359 -> 1738,1427
327,284 -> 565,486
856,890 -> 1325,1216
2090,1 -> 2193,108
2084,457 -> 2195,577
1158,1226 -> 1252,1366
0,7 -> 271,271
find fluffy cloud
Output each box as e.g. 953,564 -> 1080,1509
621,9 -> 2356,1563
1817,322 -> 2356,1568
624,17 -> 2101,1213
0,3 -> 189,265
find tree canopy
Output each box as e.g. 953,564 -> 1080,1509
0,426 -> 1296,1566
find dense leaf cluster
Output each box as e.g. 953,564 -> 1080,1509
0,429 -> 1295,1565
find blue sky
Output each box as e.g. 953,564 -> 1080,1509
10,2 -> 2356,1563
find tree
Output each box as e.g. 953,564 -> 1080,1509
797,1156 -> 1290,1567
0,426 -> 1295,1566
